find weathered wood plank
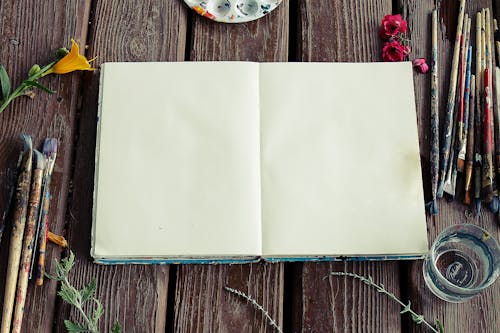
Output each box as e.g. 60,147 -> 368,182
56,1 -> 188,332
294,1 -> 403,332
175,264 -> 283,332
0,1 -> 91,332
399,0 -> 500,332
173,3 -> 289,332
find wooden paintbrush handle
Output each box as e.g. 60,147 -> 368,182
11,167 -> 44,333
429,9 -> 439,209
465,78 -> 476,205
437,0 -> 466,197
482,69 -> 494,202
0,145 -> 32,333
36,190 -> 51,286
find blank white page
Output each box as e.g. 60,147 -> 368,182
92,62 -> 262,258
260,62 -> 428,257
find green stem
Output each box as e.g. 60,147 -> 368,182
63,275 -> 98,333
0,59 -> 57,114
0,82 -> 28,113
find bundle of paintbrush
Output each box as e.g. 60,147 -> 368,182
431,4 -> 500,223
0,136 -> 59,333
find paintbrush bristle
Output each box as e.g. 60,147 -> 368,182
490,196 -> 499,214
443,181 -> 455,198
20,134 -> 32,152
42,138 -> 58,174
42,138 -> 58,156
425,200 -> 439,215
475,199 -> 482,216
33,150 -> 46,170
457,159 -> 465,173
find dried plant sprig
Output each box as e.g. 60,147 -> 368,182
46,251 -> 120,333
328,272 -> 444,333
224,286 -> 283,333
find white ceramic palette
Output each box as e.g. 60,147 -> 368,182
184,0 -> 282,23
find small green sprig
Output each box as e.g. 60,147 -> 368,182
46,251 -> 121,333
328,272 -> 444,333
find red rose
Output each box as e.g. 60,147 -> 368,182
412,58 -> 429,73
382,41 -> 410,62
379,14 -> 408,40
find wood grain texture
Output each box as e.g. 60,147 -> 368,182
189,1 -> 289,61
175,264 -> 283,332
399,1 -> 500,332
294,1 -> 403,332
0,1 -> 91,332
173,2 -> 289,332
297,0 -> 390,62
302,262 -> 402,332
57,1 -> 188,332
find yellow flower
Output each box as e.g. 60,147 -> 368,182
47,39 -> 95,74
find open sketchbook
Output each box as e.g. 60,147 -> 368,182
91,61 -> 428,264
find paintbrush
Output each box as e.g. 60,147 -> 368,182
459,45 -> 473,173
465,77 -> 476,205
0,135 -> 32,333
443,105 -> 459,197
497,41 -> 500,65
443,19 -> 470,197
485,9 -> 500,212
480,9 -> 493,204
483,8 -> 498,213
33,138 -> 58,285
482,68 -> 494,203
475,11 -> 483,215
495,16 -> 499,63
437,0 -> 466,198
11,150 -> 45,333
457,16 -> 471,173
427,9 -> 439,214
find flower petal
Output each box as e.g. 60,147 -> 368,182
49,39 -> 95,75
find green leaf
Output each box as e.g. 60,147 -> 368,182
64,320 -> 87,333
92,298 -> 104,324
58,283 -> 78,305
411,313 -> 424,324
110,322 -> 121,333
81,279 -> 97,303
24,79 -> 55,94
61,251 -> 76,275
400,301 -> 411,314
0,64 -> 11,99
45,271 -> 63,281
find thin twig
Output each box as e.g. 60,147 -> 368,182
328,272 -> 440,333
224,286 -> 283,333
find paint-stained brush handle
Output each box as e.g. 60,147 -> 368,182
465,78 -> 476,205
428,9 -> 439,214
11,151 -> 45,333
437,0 -> 466,198
0,135 -> 32,333
35,189 -> 51,286
482,69 -> 494,202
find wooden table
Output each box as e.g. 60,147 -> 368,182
0,1 -> 499,332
